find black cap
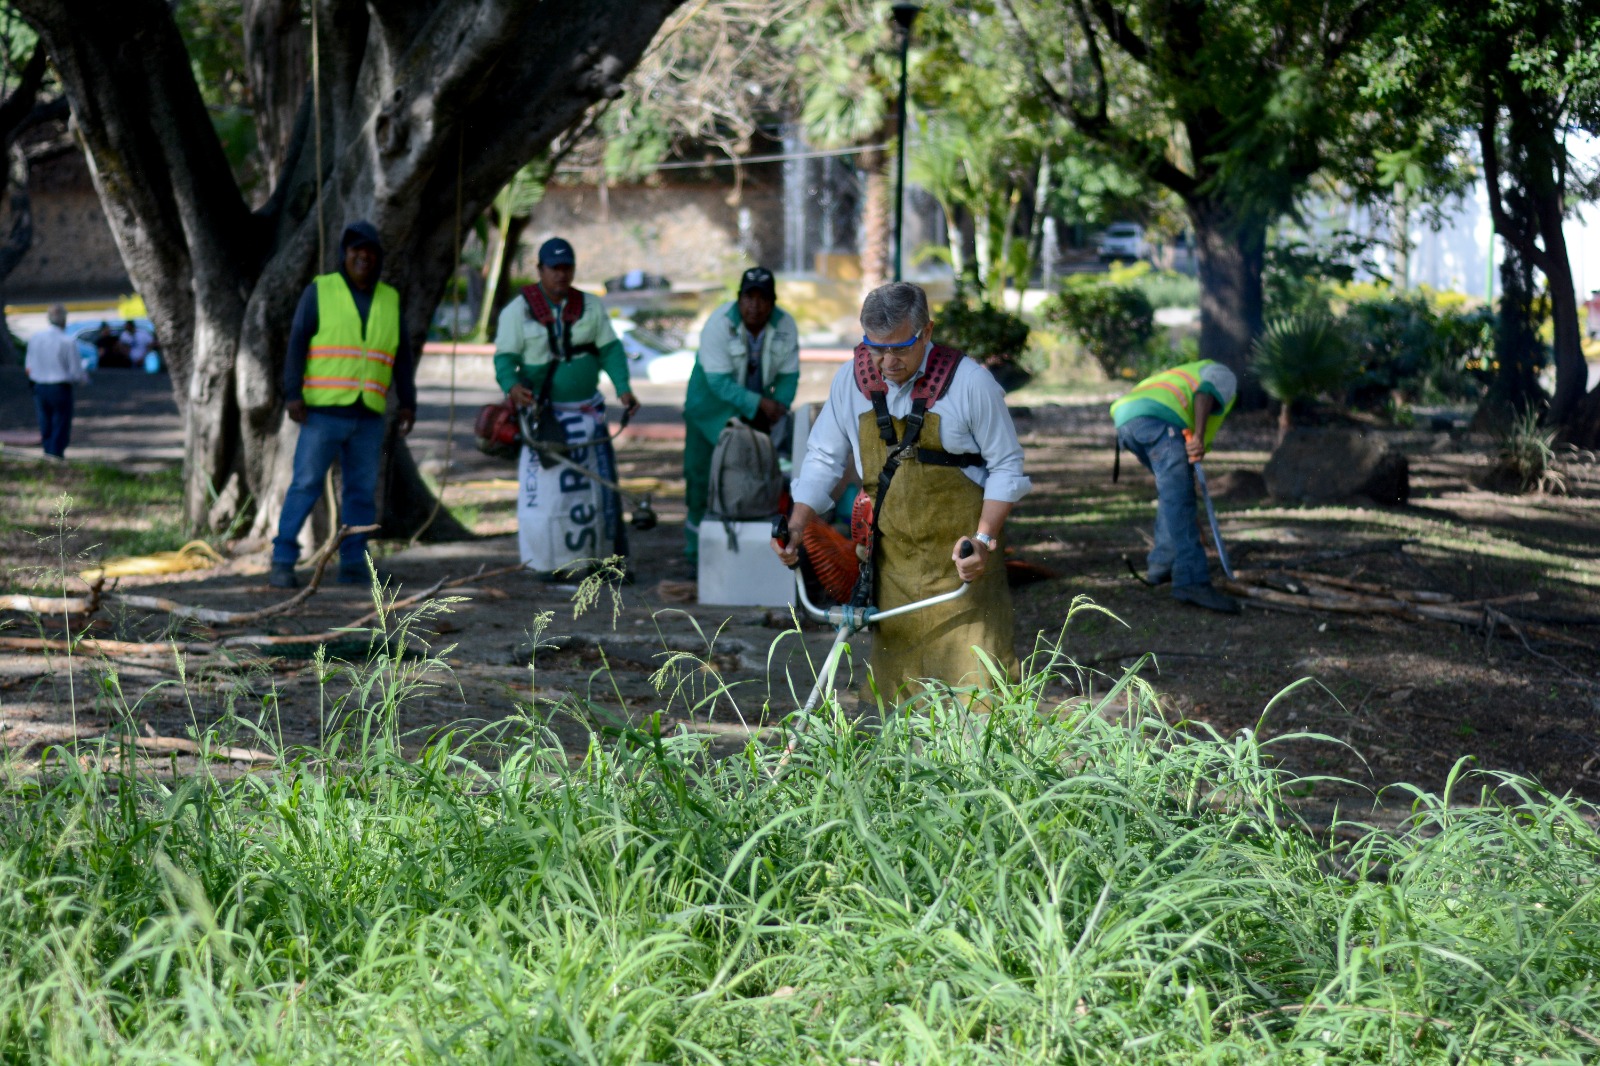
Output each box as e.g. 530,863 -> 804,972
739,266 -> 776,300
340,220 -> 382,252
538,237 -> 576,267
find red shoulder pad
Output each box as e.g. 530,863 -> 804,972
853,343 -> 886,398
521,286 -> 585,326
911,344 -> 965,406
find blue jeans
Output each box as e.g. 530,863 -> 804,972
33,382 -> 73,457
272,410 -> 385,567
1117,416 -> 1210,588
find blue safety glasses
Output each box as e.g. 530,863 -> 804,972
860,333 -> 923,357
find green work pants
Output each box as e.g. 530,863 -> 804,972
683,424 -> 716,563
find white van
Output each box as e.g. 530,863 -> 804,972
1096,222 -> 1148,262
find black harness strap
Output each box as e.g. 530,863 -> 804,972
915,448 -> 985,469
850,395 -> 928,607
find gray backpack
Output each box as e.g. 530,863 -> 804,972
706,419 -> 783,549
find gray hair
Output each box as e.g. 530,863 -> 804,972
46,304 -> 67,328
860,282 -> 929,338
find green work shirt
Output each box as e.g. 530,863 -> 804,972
492,287 -> 631,402
683,301 -> 801,445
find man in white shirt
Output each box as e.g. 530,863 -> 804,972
24,304 -> 88,459
775,282 -> 1031,698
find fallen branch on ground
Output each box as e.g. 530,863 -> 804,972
97,733 -> 277,763
0,562 -> 533,659
1221,571 -> 1593,653
112,524 -> 379,626
0,635 -> 214,656
222,563 -> 528,651
0,577 -> 106,617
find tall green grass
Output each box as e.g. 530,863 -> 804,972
1,599 -> 1597,1062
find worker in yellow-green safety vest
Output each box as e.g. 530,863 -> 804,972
270,220 -> 417,590
1110,359 -> 1239,613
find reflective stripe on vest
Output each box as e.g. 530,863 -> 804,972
303,273 -> 401,413
1109,359 -> 1234,447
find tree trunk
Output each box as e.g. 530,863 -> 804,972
1564,385 -> 1600,449
1392,191 -> 1411,290
1189,198 -> 1266,404
858,147 -> 889,294
242,0 -> 308,201
1537,190 -> 1588,426
18,0 -> 682,542
493,213 -> 530,323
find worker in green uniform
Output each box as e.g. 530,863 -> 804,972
494,237 -> 639,575
681,266 -> 800,565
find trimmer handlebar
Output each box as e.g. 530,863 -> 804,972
792,533 -> 974,629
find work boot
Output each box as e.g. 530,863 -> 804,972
1172,583 -> 1240,614
267,563 -> 298,590
337,562 -> 387,586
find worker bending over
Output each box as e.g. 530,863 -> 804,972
682,266 -> 800,565
1110,359 -> 1240,614
775,281 -> 1031,699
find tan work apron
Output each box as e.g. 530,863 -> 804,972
859,409 -> 1018,701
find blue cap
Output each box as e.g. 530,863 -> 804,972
538,237 -> 576,267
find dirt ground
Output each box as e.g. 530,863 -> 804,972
2,372 -> 1598,827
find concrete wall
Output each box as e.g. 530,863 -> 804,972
517,165 -> 786,289
3,147 -> 131,301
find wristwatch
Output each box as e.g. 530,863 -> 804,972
972,532 -> 997,551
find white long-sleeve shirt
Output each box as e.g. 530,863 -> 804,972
25,325 -> 88,385
791,351 -> 1031,515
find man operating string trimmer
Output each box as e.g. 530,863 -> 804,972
773,282 -> 1031,699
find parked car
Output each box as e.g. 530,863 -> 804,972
1096,222 -> 1148,262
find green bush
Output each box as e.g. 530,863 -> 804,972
936,293 -> 1034,389
1128,268 -> 1200,310
1341,294 -> 1495,407
934,293 -> 1031,366
1041,276 -> 1156,379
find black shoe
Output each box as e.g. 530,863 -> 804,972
268,563 -> 299,590
1147,569 -> 1172,586
1173,583 -> 1240,614
337,564 -> 385,585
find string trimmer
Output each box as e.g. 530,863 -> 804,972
776,513 -> 975,717
518,406 -> 657,531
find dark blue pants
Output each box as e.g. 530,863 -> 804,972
1117,415 -> 1210,589
271,410 -> 386,568
33,382 -> 73,457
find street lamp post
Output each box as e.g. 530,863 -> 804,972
890,2 -> 920,282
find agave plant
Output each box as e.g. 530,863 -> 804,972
1251,313 -> 1355,443
1492,407 -> 1567,494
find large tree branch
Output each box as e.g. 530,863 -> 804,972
1088,0 -> 1152,67
1479,94 -> 1554,277
0,40 -> 49,137
1001,0 -> 1198,199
